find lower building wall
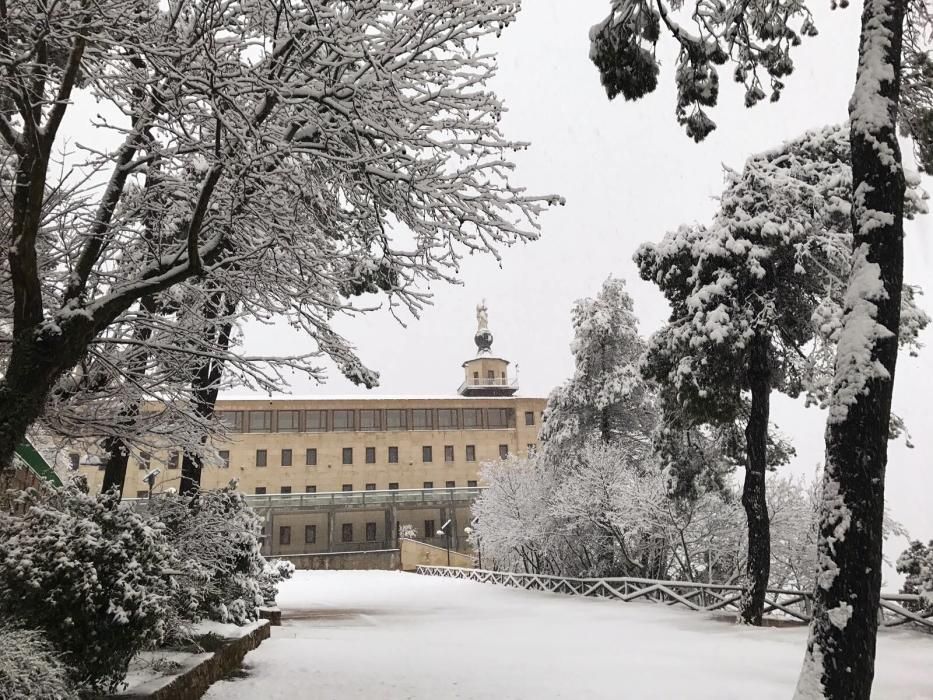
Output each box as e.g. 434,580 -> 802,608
278,550 -> 400,571
399,538 -> 475,572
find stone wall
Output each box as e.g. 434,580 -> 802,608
400,538 -> 475,572
280,549 -> 400,570
109,620 -> 270,700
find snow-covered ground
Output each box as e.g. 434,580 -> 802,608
205,570 -> 933,699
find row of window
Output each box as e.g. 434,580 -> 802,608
255,480 -> 477,495
216,407 -> 534,433
278,518 -> 445,546
248,443 -> 511,468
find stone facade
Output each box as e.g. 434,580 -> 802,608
72,313 -> 545,559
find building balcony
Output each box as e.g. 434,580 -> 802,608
457,377 -> 518,397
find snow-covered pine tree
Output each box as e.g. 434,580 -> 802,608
0,1 -> 561,471
591,0 -> 933,692
540,277 -> 655,459
636,125 -> 927,626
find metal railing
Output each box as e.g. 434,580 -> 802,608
415,566 -> 933,630
457,377 -> 519,393
124,486 -> 486,510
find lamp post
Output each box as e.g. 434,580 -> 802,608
436,519 -> 452,567
142,468 -> 161,500
464,526 -> 482,570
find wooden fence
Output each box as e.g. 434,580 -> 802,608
415,566 -> 933,630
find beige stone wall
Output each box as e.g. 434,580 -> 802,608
399,538 -> 475,571
75,395 -> 546,497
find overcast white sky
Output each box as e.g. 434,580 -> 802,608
234,1 -> 933,576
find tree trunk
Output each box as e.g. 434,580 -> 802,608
100,432 -> 134,496
738,331 -> 771,625
0,317 -> 97,468
795,0 -> 906,695
179,292 -> 236,495
100,296 -> 158,498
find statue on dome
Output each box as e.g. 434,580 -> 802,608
476,299 -> 489,332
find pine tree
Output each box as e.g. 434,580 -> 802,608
636,125 -> 926,626
590,0 -> 933,690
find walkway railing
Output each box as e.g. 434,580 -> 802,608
415,566 -> 933,630
125,486 -> 486,510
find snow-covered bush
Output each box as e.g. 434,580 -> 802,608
399,524 -> 418,539
897,540 -> 933,613
0,624 -> 75,700
145,487 -> 268,624
259,559 -> 295,605
0,488 -> 175,693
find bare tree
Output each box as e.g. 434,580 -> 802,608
0,1 -> 561,470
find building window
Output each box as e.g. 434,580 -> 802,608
217,410 -> 244,432
256,449 -> 267,467
487,369 -> 495,382
525,411 -> 535,426
281,448 -> 292,467
219,450 -> 230,468
388,482 -> 399,490
466,444 -> 476,462
422,446 -> 432,463
167,451 -> 179,470
437,408 -> 459,429
487,408 -> 513,428
468,480 -> 478,487
136,490 -> 148,498
473,371 -> 479,381
424,519 -> 435,536
412,409 -> 433,430
444,445 -> 454,463
342,523 -> 353,542
462,408 -> 483,429
306,448 -> 317,466
388,446 -> 399,463
306,485 -> 317,493
305,525 -> 317,544
332,409 -> 355,431
255,486 -> 267,495
366,522 -> 377,541
342,484 -> 353,492
277,410 -> 300,432
423,481 -> 434,489
248,410 -> 272,432
342,447 -> 353,465
365,483 -> 376,491
279,526 -> 291,545
137,451 -> 150,471
365,446 -> 376,464
304,410 -> 326,432
385,409 -> 407,431
280,486 -> 292,494
499,444 -> 509,459
359,409 -> 382,431
446,480 -> 456,488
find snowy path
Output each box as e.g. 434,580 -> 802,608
205,571 -> 933,699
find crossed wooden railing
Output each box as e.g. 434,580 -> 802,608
415,566 -> 933,630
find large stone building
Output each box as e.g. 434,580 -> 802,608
75,302 -> 546,557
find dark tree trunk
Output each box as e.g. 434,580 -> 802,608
179,292 -> 236,495
739,331 -> 771,625
0,316 -> 97,469
796,0 -> 906,696
100,297 -> 158,498
100,431 -> 134,496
